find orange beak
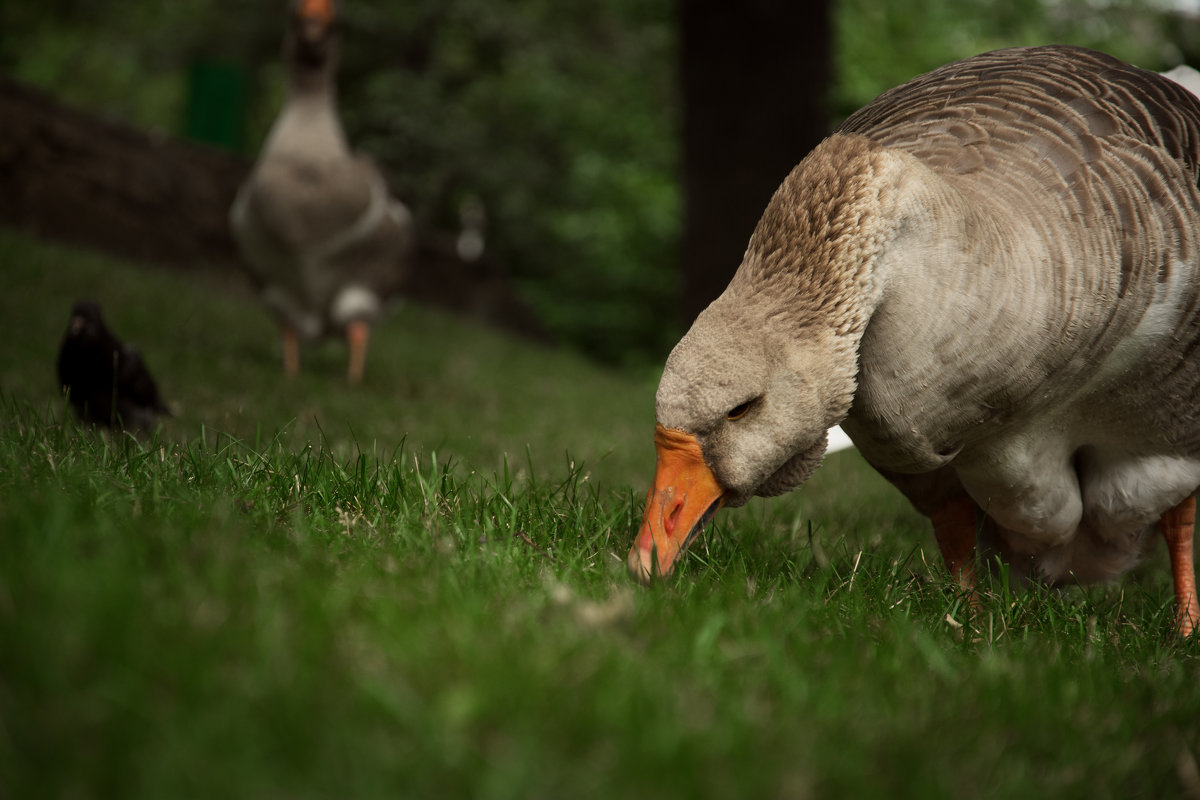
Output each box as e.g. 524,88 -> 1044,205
627,424 -> 727,583
299,0 -> 334,25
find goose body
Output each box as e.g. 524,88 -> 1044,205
631,46 -> 1200,632
230,0 -> 411,382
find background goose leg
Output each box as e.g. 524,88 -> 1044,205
282,326 -> 300,377
346,320 -> 369,384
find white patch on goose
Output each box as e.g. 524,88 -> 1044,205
1082,256 -> 1190,391
331,285 -> 381,326
1082,452 -> 1200,538
957,430 -> 1084,548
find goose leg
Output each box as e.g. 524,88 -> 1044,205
1159,495 -> 1199,638
346,320 -> 369,384
931,495 -> 979,592
282,326 -> 300,377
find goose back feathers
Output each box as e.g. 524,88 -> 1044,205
632,46 -> 1200,627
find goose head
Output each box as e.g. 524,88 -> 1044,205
628,300 -> 850,582
627,135 -> 907,582
287,0 -> 339,77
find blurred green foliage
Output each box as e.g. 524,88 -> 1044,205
4,0 -> 1200,363
833,0 -> 1200,122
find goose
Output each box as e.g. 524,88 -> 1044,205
230,0 -> 412,383
628,45 -> 1200,636
57,300 -> 170,430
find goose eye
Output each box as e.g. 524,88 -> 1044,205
726,399 -> 756,421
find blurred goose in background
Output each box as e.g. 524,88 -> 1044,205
57,300 -> 170,430
630,45 -> 1200,636
231,0 -> 412,383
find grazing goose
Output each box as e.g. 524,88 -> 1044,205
629,45 -> 1200,636
230,0 -> 412,383
57,300 -> 170,430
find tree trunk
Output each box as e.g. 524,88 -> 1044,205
678,0 -> 832,322
0,76 -> 246,270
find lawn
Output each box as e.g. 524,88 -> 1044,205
2,228 -> 1198,799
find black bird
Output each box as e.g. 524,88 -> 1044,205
56,300 -> 170,429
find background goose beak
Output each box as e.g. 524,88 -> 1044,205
628,424 -> 726,583
298,0 -> 335,25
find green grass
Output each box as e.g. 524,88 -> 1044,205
2,228 -> 1199,799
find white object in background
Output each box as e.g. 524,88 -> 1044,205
1161,65 -> 1200,98
827,425 -> 854,454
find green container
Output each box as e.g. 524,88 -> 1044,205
184,58 -> 249,152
